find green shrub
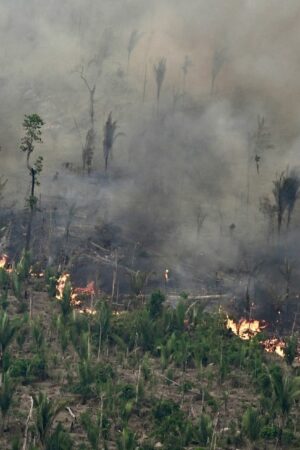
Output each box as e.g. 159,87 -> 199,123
242,407 -> 261,442
46,423 -> 73,450
147,291 -> 165,319
197,414 -> 213,446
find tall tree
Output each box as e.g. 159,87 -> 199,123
273,170 -> 300,233
79,67 -> 96,174
127,30 -> 143,73
20,114 -> 44,251
103,113 -> 123,173
210,47 -> 226,95
153,58 -> 167,110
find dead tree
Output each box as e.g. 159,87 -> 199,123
279,258 -> 293,301
0,176 -> 7,203
181,55 -> 192,93
82,127 -> 96,175
259,196 -> 277,243
246,116 -> 273,210
102,113 -> 123,172
211,47 -> 226,95
153,58 -> 167,110
127,29 -> 143,73
195,206 -> 207,238
79,67 -> 96,174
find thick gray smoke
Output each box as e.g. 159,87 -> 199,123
1,0 -> 300,298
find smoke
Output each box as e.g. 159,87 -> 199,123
1,0 -> 300,296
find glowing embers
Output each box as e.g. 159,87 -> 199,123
226,316 -> 267,340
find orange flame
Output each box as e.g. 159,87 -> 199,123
56,273 -> 70,300
261,338 -> 286,358
0,254 -> 8,269
56,275 -> 97,313
226,316 -> 267,340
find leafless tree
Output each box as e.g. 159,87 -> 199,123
195,206 -> 207,238
78,67 -> 97,174
127,30 -> 143,72
211,47 -> 226,95
153,58 -> 167,109
181,55 -> 192,92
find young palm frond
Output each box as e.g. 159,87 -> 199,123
242,407 -> 261,443
116,427 -> 137,450
153,58 -> 167,108
33,392 -> 65,448
0,312 -> 19,384
0,371 -> 15,431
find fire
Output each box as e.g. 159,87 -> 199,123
73,281 -> 95,297
164,269 -> 169,282
262,338 -> 286,358
56,275 -> 97,314
226,316 -> 267,340
56,273 -> 70,300
79,307 -> 96,315
225,315 -> 298,360
0,254 -> 8,268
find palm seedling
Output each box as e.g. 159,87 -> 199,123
0,371 -> 15,432
0,312 -> 18,384
129,270 -> 152,298
33,392 -> 65,449
96,300 -> 111,359
268,366 -> 300,443
116,427 -> 137,450
81,408 -> 110,450
153,58 -> 167,110
45,423 -> 73,450
242,407 -> 262,444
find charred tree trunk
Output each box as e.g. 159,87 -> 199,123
25,168 -> 36,252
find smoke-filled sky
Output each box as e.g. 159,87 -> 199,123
1,0 -> 300,277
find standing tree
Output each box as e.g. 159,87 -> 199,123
246,116 -> 273,209
272,170 -> 300,233
181,55 -> 192,93
127,30 -> 143,73
153,58 -> 167,110
79,67 -> 96,175
0,177 -> 7,204
103,113 -> 123,173
20,114 -> 44,251
210,47 -> 226,96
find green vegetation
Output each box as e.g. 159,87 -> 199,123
0,272 -> 299,449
